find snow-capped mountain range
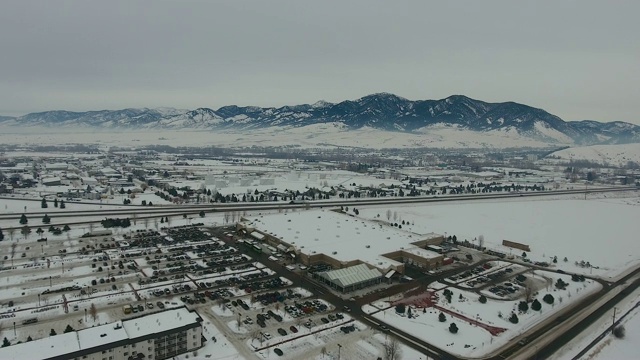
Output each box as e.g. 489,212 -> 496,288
1,93 -> 638,146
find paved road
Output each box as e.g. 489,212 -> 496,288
2,186 -> 636,229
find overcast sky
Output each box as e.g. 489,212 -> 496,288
1,0 -> 639,124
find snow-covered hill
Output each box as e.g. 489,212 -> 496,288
549,143 -> 640,166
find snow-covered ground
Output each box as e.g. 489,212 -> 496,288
370,270 -> 600,358
0,126 -> 562,149
551,286 -> 640,360
550,143 -> 640,166
358,193 -> 640,279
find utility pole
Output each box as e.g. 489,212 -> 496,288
612,307 -> 617,331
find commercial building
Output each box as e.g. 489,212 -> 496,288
239,209 -> 445,276
314,263 -> 383,293
0,307 -> 203,360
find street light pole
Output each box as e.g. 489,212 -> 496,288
337,344 -> 342,360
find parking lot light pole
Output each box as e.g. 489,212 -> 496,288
337,344 -> 342,360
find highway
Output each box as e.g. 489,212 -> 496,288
1,186 -> 636,230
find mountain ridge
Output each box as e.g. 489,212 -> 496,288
1,94 -> 639,146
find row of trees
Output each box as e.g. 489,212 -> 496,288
40,198 -> 66,209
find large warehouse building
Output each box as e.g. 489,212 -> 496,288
239,209 -> 445,278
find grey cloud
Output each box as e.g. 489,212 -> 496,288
0,0 -> 638,124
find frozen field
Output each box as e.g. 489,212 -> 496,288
359,193 -> 640,278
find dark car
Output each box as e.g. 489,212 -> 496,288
277,328 -> 287,336
320,317 -> 329,324
289,325 -> 298,333
274,348 -> 284,356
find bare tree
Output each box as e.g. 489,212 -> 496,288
384,338 -> 402,360
386,209 -> 392,221
321,346 -> 327,358
143,217 -> 149,229
223,212 -> 230,224
478,235 -> 485,249
393,211 -> 398,222
8,228 -> 15,241
21,225 -> 31,240
89,303 -> 97,321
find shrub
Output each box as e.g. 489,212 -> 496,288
449,322 -> 458,334
543,294 -> 555,304
531,299 -> 542,311
518,301 -> 529,312
479,295 -> 487,304
613,325 -> 625,339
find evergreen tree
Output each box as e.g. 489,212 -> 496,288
26,336 -> 32,342
199,210 -> 205,218
0,227 -> 4,241
49,328 -> 57,336
60,200 -> 65,209
439,312 -> 446,322
518,301 -> 529,312
20,213 -> 28,224
41,198 -> 48,208
64,324 -> 74,333
509,313 -> 519,324
2,337 -> 10,347
63,224 -> 71,232
531,299 -> 542,311
42,214 -> 51,224
479,295 -> 487,304
54,198 -> 58,207
449,323 -> 458,334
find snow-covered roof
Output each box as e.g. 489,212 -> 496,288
41,176 -> 61,183
0,307 -> 201,360
404,247 -> 442,259
249,209 -> 441,271
0,332 -> 80,360
122,306 -> 201,339
78,321 -> 128,350
318,263 -> 382,288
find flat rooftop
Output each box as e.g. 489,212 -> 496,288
249,209 -> 441,271
0,307 -> 201,360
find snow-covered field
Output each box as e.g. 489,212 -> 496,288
369,270 -> 600,358
0,126 -> 560,149
550,143 -> 640,166
358,193 -> 640,279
